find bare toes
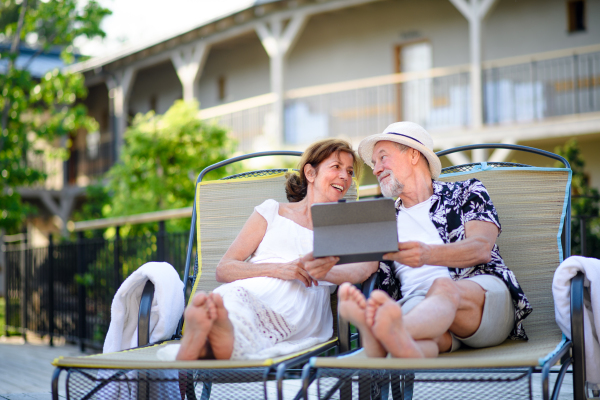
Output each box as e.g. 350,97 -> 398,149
338,282 -> 353,302
192,292 -> 209,307
349,286 -> 367,308
366,290 -> 390,327
206,298 -> 217,320
210,292 -> 225,308
369,290 -> 392,305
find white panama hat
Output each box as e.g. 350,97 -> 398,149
358,121 -> 442,179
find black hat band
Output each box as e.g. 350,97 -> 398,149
386,132 -> 424,146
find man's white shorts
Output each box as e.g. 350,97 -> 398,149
399,274 -> 515,352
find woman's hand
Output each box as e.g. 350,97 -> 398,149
277,259 -> 318,287
301,252 -> 339,281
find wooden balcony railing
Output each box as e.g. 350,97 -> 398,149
198,44 -> 600,150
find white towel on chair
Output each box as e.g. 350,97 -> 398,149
103,261 -> 184,353
552,255 -> 600,387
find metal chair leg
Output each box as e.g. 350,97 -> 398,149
402,373 -> 414,400
51,368 -> 62,400
571,273 -> 586,400
137,371 -> 149,400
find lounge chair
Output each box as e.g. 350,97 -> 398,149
51,150 -> 369,400
301,144 -> 586,400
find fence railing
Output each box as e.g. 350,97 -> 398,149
483,51 -> 600,124
3,229 -> 190,350
2,186 -> 382,348
199,45 -> 600,148
571,195 -> 600,258
3,206 -> 597,349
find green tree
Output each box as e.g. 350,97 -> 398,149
0,0 -> 111,233
555,139 -> 600,257
100,100 -> 238,236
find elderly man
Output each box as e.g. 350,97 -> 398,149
336,121 -> 532,358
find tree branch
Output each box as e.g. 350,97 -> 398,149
22,32 -> 59,72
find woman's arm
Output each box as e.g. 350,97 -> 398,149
323,261 -> 379,285
216,211 -> 316,287
302,253 -> 379,285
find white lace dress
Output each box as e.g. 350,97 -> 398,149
212,199 -> 335,360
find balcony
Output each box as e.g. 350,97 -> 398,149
199,45 -> 600,153
24,133 -> 113,191
66,138 -> 114,186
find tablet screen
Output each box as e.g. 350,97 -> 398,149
311,198 -> 398,264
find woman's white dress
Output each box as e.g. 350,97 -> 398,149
212,199 -> 335,360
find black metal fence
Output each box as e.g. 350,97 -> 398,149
2,211 -> 598,350
3,229 -> 190,350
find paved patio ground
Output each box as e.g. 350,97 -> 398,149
0,334 -> 92,399
0,333 -> 575,399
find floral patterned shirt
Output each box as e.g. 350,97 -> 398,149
377,178 -> 532,340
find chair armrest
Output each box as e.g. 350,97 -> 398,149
571,272 -> 586,400
338,315 -> 351,354
138,280 -> 155,347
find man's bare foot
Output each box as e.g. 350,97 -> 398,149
207,293 -> 234,360
365,289 -> 387,327
176,292 -> 214,360
368,291 -> 425,358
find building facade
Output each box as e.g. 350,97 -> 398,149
35,0 -> 600,230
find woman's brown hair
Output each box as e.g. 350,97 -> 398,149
285,138 -> 361,202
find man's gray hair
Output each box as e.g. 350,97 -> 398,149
393,142 -> 430,168
393,142 -> 411,153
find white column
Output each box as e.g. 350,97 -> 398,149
449,0 -> 497,130
471,148 -> 488,163
256,13 -> 307,146
445,152 -> 471,166
469,13 -> 483,129
171,42 -> 209,102
107,67 -> 136,159
488,139 -> 516,163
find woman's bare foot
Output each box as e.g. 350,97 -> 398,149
207,293 -> 234,360
338,283 -> 387,357
176,292 -> 214,360
367,290 -> 425,358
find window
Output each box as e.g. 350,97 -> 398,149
218,76 -> 226,101
149,95 -> 157,112
395,41 -> 432,126
567,0 -> 586,33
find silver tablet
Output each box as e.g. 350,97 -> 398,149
311,198 -> 398,265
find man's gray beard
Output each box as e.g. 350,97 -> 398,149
379,170 -> 404,198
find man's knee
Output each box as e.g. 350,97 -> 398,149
427,277 -> 460,307
454,280 -> 486,312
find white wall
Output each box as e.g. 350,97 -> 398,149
287,0 -> 469,89
485,0 -> 600,60
197,35 -> 271,109
90,0 -> 600,113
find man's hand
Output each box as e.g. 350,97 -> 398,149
301,252 -> 339,281
383,241 -> 432,268
277,259 -> 317,287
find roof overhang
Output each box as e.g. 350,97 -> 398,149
68,0 -> 384,76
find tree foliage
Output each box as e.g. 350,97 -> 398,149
555,139 -> 600,257
97,100 -> 238,236
0,0 -> 111,233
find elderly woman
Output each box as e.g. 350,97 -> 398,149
175,139 -> 378,361
177,139 -> 378,360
